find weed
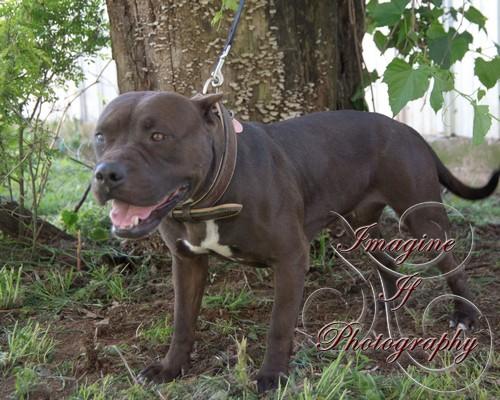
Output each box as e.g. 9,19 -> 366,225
216,318 -> 237,336
14,365 -> 40,399
119,383 -> 157,400
235,336 -> 250,388
107,273 -> 128,302
0,321 -> 55,372
138,316 -> 173,344
69,376 -> 113,400
30,268 -> 76,309
311,230 -> 335,270
73,265 -> 130,304
0,265 -> 23,309
203,288 -> 254,312
91,265 -> 129,302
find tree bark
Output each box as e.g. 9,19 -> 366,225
106,0 -> 365,121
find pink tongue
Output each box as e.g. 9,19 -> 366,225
110,200 -> 157,228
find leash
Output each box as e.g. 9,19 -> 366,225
173,1 -> 246,223
203,0 -> 245,94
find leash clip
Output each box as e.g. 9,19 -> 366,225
203,45 -> 231,94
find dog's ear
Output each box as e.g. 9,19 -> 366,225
191,93 -> 223,124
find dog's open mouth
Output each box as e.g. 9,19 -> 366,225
110,185 -> 188,239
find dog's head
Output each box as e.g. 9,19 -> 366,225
91,91 -> 223,239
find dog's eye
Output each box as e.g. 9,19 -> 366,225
151,132 -> 166,142
95,132 -> 105,144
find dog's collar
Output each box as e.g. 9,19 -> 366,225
171,102 -> 242,222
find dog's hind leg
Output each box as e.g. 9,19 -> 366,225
395,202 -> 476,329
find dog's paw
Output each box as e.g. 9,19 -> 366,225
256,370 -> 287,393
449,310 -> 477,331
137,362 -> 180,385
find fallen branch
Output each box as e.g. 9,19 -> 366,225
0,200 -> 74,244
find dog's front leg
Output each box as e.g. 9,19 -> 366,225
257,251 -> 307,392
139,253 -> 208,384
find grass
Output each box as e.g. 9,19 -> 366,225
0,321 -> 55,373
234,336 -> 251,388
30,268 -> 76,310
311,230 -> 336,270
38,158 -> 93,219
86,265 -> 129,303
203,288 -> 254,312
445,193 -> 500,226
69,376 -> 114,400
35,348 -> 495,399
0,265 -> 24,309
138,316 -> 173,344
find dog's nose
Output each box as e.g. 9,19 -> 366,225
94,162 -> 126,188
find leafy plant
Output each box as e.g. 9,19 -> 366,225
0,265 -> 23,308
14,365 -> 40,399
212,0 -> 239,27
61,207 -> 110,242
366,0 -> 499,143
0,0 -> 107,243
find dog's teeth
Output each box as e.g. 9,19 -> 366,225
132,216 -> 140,226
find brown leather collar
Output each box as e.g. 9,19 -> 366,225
171,102 -> 242,222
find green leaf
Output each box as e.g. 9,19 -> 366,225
393,10 -> 415,55
90,227 -> 109,241
428,25 -> 472,68
430,69 -> 454,112
224,0 -> 239,11
464,6 -> 487,31
211,11 -> 223,27
383,59 -> 431,115
61,209 -> 78,229
477,89 -> 486,101
373,31 -> 388,52
474,57 -> 500,89
369,0 -> 411,27
472,104 -> 491,145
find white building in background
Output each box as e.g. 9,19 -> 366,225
64,0 -> 499,140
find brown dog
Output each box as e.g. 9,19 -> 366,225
91,91 -> 499,392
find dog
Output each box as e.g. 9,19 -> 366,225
91,91 -> 499,392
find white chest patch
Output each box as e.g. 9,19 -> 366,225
182,220 -> 232,258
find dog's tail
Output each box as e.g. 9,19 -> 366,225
432,152 -> 499,200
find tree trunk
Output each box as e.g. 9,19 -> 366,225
106,0 -> 365,121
